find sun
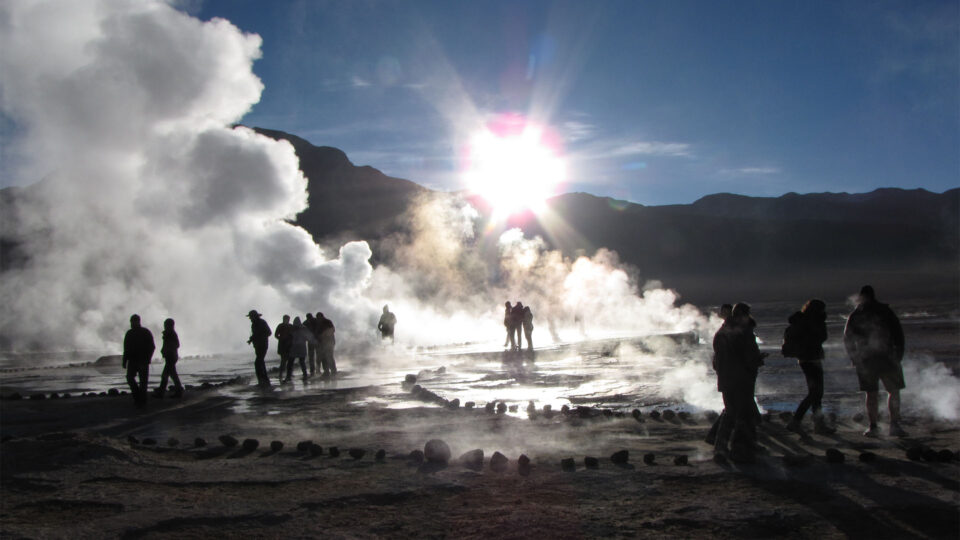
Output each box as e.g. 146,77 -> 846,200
462,116 -> 567,218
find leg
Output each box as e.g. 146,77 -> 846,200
791,362 -> 819,425
308,346 -> 316,375
298,357 -> 308,378
159,362 -> 171,393
169,360 -> 182,393
254,347 -> 270,387
126,361 -> 141,403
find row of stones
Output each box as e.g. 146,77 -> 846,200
2,376 -> 247,401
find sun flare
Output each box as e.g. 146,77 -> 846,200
462,118 -> 567,218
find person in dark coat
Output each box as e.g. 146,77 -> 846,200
304,312 -> 319,376
378,305 -> 397,343
843,285 -> 907,438
155,318 -> 182,398
503,301 -> 515,349
247,310 -> 272,387
521,305 -> 534,351
285,316 -> 313,382
784,299 -> 834,434
317,312 -> 337,377
123,314 -> 155,408
705,304 -> 733,446
511,301 -> 525,351
274,315 -> 293,383
712,303 -> 765,462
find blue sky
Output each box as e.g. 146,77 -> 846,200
60,2 -> 960,205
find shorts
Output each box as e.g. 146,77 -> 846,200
854,356 -> 905,393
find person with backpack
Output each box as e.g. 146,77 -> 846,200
783,299 -> 834,435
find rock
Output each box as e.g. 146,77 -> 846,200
402,374 -> 417,390
610,450 -> 629,464
270,441 -> 284,452
490,451 -> 509,472
852,412 -> 865,423
560,404 -> 570,414
508,404 -> 518,413
643,453 -> 656,465
459,449 -> 484,470
50,392 -> 60,399
447,398 -> 460,409
662,409 -> 676,421
858,452 -> 877,463
527,401 -> 536,413
328,446 -> 340,458
464,401 -> 475,410
62,393 -> 71,399
99,392 -> 106,396
543,404 -> 554,418
310,444 -> 323,457
194,437 -> 207,447
779,412 -> 794,423
408,450 -> 425,464
921,447 -> 939,462
649,410 -> 661,420
375,449 -> 386,461
674,455 -> 688,466
424,439 -> 451,463
584,456 -> 599,469
348,448 -> 365,460
201,382 -> 213,390
296,440 -> 312,453
615,411 -> 625,418
8,392 -> 22,400
242,438 -> 259,451
632,409 -> 643,422
561,457 -> 576,472
142,438 -> 157,446
602,409 -> 614,418
167,437 -> 179,447
906,445 -> 924,461
127,435 -> 139,445
485,402 -> 495,413
496,402 -> 507,415
677,411 -> 691,421
107,388 -> 119,396
518,454 -> 531,476
937,449 -> 955,462
411,384 -> 423,396
825,448 -> 845,464
576,406 -> 594,418
218,435 -> 239,448
30,393 -> 46,400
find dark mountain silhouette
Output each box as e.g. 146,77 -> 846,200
2,126 -> 957,305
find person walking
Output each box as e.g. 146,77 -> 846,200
378,305 -> 397,343
712,303 -> 765,462
783,300 -> 834,435
843,285 -> 908,438
274,315 -> 293,383
503,301 -> 515,349
155,318 -> 183,398
247,310 -> 272,388
123,314 -> 155,408
521,305 -> 534,351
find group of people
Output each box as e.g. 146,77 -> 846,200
122,315 -> 181,408
247,310 -> 337,387
710,285 -> 908,463
503,301 -> 535,351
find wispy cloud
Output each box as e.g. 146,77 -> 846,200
720,166 -> 781,176
351,76 -> 372,88
605,141 -> 693,158
562,120 -> 597,142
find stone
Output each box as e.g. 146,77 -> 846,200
127,435 -> 139,445
242,439 -> 259,451
30,393 -> 46,400
201,382 -> 213,390
485,402 -> 495,413
852,412 -> 865,423
543,404 -> 554,418
643,453 -> 656,465
424,439 -> 451,463
906,445 -> 924,461
610,450 -> 629,464
167,437 -> 179,447
296,440 -> 312,453
107,388 -> 119,396
508,404 -> 518,413
464,401 -> 475,410
375,449 -> 386,461
662,409 -> 676,421
632,409 -> 643,422
218,435 -> 239,448
8,392 -> 22,400
674,455 -> 688,466
62,393 -> 71,399
602,409 -> 614,418
408,450 -> 425,464
921,447 -> 939,462
825,448 -> 845,464
411,384 -> 423,396
402,374 -> 417,390
858,452 -> 877,463
310,444 -> 323,457
270,441 -> 284,452
496,402 -> 507,414
584,456 -> 599,469
937,449 -> 955,462
490,451 -> 508,472
561,457 -> 576,472
459,449 -> 484,470
518,454 -> 531,476
194,437 -> 207,447
50,392 -> 60,399
328,446 -> 340,458
677,411 -> 691,421
447,398 -> 460,409
560,404 -> 570,414
348,448 -> 366,460
615,412 -> 625,418
649,410 -> 661,420
576,406 -> 593,418
142,438 -> 157,446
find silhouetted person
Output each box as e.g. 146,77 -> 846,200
378,305 -> 397,343
274,315 -> 293,383
317,312 -> 337,377
155,318 -> 182,398
783,299 -> 834,435
705,303 -> 734,446
285,316 -> 312,381
511,301 -> 525,350
843,285 -> 907,438
713,303 -> 765,462
123,314 -> 155,408
247,310 -> 272,387
503,302 -> 515,349
304,312 -> 319,375
521,305 -> 534,351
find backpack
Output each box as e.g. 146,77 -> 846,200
781,322 -> 801,358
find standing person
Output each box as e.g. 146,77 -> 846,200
285,316 -> 311,382
712,303 -> 765,462
843,285 -> 907,438
247,310 -> 272,388
317,312 -> 337,377
123,314 -> 155,408
521,305 -> 534,351
304,312 -> 318,376
155,318 -> 183,398
503,301 -> 515,349
511,301 -> 525,351
378,305 -> 397,343
784,300 -> 834,435
705,304 -> 734,446
274,315 -> 293,383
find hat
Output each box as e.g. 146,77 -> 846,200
247,310 -> 261,318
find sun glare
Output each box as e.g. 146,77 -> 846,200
462,117 -> 567,218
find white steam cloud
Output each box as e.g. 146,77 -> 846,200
0,0 -> 709,356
